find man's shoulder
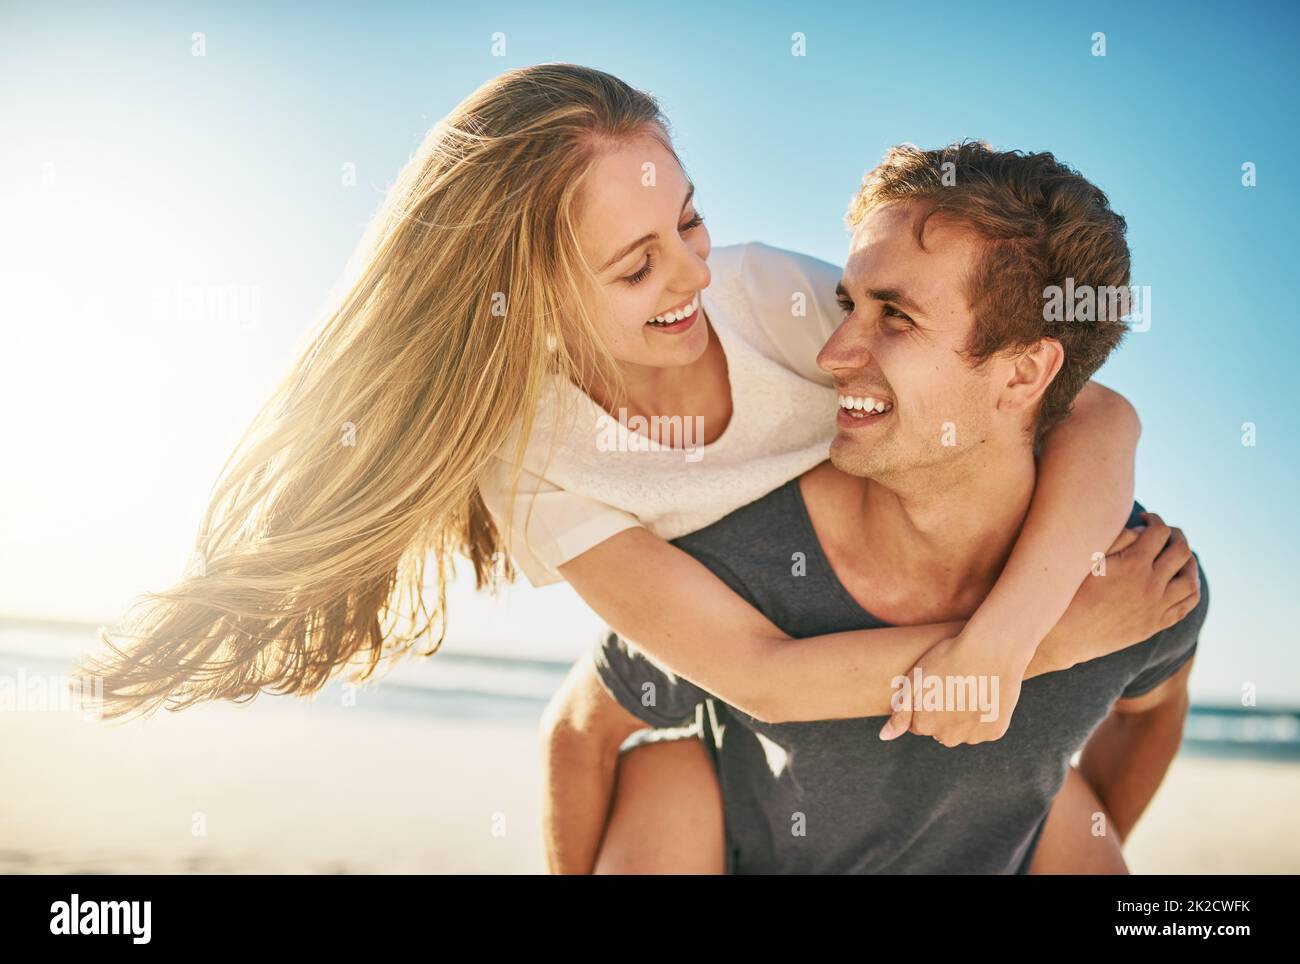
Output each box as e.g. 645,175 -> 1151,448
671,478 -> 807,576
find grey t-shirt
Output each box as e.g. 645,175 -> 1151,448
592,479 -> 1208,874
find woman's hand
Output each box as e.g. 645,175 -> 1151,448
1049,512 -> 1201,670
878,634 -> 1027,746
879,512 -> 1201,746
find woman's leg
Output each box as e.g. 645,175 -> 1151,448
1029,764 -> 1129,874
592,734 -> 725,874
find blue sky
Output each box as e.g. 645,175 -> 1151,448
1,0 -> 1296,706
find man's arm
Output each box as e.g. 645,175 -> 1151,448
1077,657 -> 1195,843
538,654 -> 655,875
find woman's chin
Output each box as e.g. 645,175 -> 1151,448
626,319 -> 710,369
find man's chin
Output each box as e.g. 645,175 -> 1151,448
828,438 -> 884,479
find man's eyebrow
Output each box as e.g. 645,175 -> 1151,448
835,281 -> 928,317
867,287 -> 925,315
598,182 -> 696,272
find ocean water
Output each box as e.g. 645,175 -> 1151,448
2,619 -> 1297,761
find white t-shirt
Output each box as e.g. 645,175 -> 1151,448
477,241 -> 844,587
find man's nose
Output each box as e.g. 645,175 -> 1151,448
816,321 -> 872,377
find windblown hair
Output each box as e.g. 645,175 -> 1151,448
77,63 -> 674,720
847,140 -> 1131,442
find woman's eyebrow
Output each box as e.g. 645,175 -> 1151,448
597,182 -> 696,272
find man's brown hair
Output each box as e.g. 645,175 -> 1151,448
846,140 -> 1131,442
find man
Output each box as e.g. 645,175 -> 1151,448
543,142 -> 1208,873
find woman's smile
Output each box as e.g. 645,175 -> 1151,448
645,292 -> 700,333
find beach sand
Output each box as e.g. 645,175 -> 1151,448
2,694 -> 1297,874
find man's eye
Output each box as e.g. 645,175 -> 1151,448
883,304 -> 913,324
836,297 -> 854,314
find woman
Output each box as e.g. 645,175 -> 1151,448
80,64 -> 1198,873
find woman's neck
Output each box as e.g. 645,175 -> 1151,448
590,316 -> 733,446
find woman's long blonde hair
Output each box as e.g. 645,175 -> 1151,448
78,63 -> 674,720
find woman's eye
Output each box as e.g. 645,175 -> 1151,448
624,253 -> 654,286
622,214 -> 703,286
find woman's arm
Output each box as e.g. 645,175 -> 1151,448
879,381 -> 1141,740
559,513 -> 1184,727
557,381 -> 1143,728
961,379 -> 1141,664
559,529 -> 985,724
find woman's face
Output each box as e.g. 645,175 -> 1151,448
575,133 -> 712,370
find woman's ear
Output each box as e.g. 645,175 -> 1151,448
1000,337 -> 1064,415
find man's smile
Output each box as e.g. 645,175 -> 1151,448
837,392 -> 894,428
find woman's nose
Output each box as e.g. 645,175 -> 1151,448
674,239 -> 710,293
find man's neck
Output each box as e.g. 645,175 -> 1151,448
806,445 -> 1037,625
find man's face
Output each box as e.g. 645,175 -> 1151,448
817,201 -> 1006,482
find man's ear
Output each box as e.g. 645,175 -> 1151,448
999,337 -> 1064,416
